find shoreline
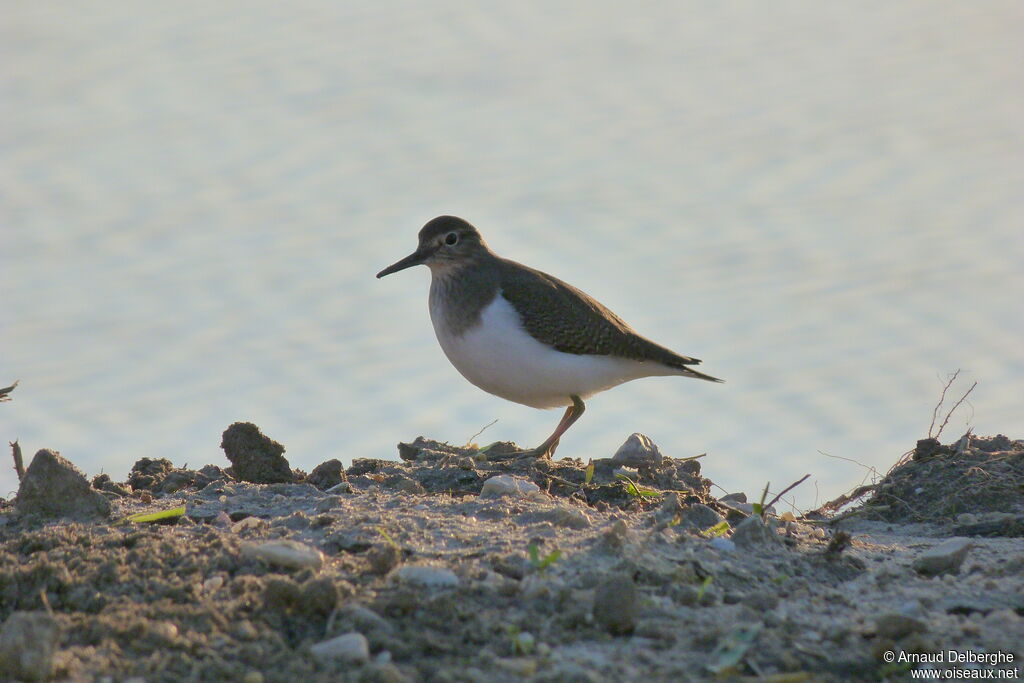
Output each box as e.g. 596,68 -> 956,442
1,427 -> 1021,681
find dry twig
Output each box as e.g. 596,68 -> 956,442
814,484 -> 876,514
928,370 -> 959,438
886,449 -> 915,477
10,440 -> 24,481
935,380 -> 977,440
817,450 -> 882,487
464,419 -> 499,447
537,471 -> 581,490
765,473 -> 810,512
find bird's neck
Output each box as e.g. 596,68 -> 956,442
428,260 -> 501,338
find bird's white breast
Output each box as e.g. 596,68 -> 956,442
429,291 -> 674,409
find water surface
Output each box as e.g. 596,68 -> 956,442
3,2 -> 1022,508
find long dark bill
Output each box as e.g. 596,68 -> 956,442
376,246 -> 436,278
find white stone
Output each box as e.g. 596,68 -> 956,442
393,565 -> 459,588
150,621 -> 179,642
231,516 -> 265,532
611,433 -> 664,467
709,537 -> 736,553
202,576 -> 225,593
913,537 -> 972,576
337,605 -> 393,634
550,507 -> 591,529
480,475 -> 540,498
309,632 -> 370,664
241,540 -> 324,571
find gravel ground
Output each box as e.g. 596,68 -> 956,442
1,426 -> 1021,682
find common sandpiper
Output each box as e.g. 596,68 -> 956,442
376,216 -> 722,458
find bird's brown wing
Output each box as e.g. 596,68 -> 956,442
497,258 -> 722,382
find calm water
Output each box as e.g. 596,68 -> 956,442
3,2 -> 1022,509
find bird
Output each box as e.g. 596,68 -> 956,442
376,215 -> 722,458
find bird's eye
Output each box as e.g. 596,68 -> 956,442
444,232 -> 459,246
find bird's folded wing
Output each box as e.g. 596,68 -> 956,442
497,260 -> 703,369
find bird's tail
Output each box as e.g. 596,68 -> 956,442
669,362 -> 724,383
684,367 -> 724,383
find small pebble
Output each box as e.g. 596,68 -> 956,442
709,537 -> 736,553
0,611 -> 60,681
480,475 -> 540,498
725,502 -> 756,515
234,620 -> 259,641
611,433 -> 664,467
263,577 -> 301,611
550,507 -> 591,529
601,521 -> 630,551
202,576 -> 225,593
592,573 -> 637,635
367,543 -> 402,575
310,632 -> 370,664
678,503 -> 724,529
231,518 -> 264,532
242,540 -> 324,571
913,538 -> 973,576
655,492 -> 683,520
731,516 -> 779,549
338,604 -> 395,635
385,475 -> 425,494
393,565 -> 459,588
149,621 -> 179,644
876,613 -> 928,639
299,577 -> 339,616
315,495 -> 344,512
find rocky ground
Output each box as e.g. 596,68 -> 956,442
0,423 -> 1022,682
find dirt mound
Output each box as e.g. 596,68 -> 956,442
0,427 -> 1021,681
859,434 -> 1024,534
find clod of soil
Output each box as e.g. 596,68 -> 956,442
16,449 -> 111,520
220,421 -> 295,484
307,459 -> 346,490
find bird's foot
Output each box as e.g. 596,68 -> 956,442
515,442 -> 558,460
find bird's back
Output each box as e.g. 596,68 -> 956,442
496,258 -> 720,380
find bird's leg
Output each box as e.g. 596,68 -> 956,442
522,395 -> 586,459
